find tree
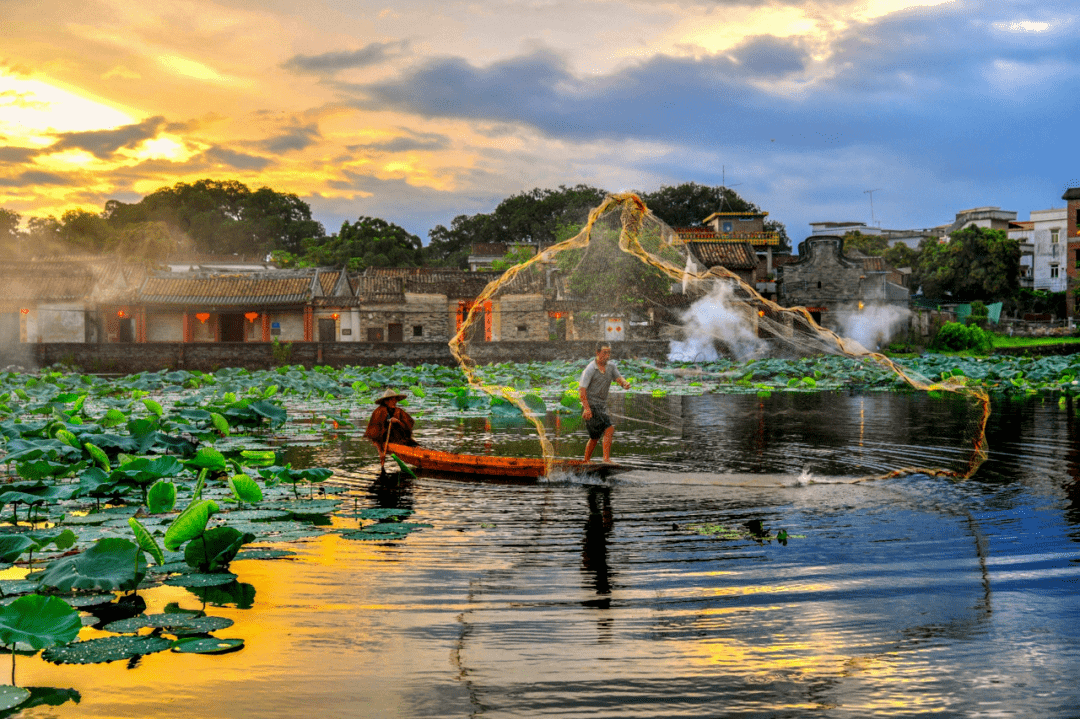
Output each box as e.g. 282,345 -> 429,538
300,217 -> 423,271
639,182 -> 791,252
915,226 -> 1019,301
103,179 -> 324,256
0,208 -> 23,254
841,230 -> 889,257
426,185 -> 607,268
490,245 -> 537,272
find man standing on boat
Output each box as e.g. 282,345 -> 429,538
579,341 -> 631,463
365,389 -> 419,465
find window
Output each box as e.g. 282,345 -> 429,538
516,324 -> 528,333
1051,264 -> 1059,279
1051,229 -> 1060,243
413,325 -> 423,337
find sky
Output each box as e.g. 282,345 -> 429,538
2,0 -> 1079,245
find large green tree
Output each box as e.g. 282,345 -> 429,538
103,179 -> 324,256
296,217 -> 424,271
915,226 -> 1019,301
426,184 -> 607,268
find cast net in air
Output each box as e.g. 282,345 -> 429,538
449,193 -> 989,480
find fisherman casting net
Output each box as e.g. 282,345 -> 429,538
450,193 -> 989,481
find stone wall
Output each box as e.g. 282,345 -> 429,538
23,339 -> 675,373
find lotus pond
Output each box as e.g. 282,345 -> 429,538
1,356 -> 1079,718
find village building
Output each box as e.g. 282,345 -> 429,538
1008,208 -> 1068,294
1064,187 -> 1080,318
777,235 -> 908,331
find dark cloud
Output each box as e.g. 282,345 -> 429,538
202,147 -> 273,170
0,146 -> 40,164
0,170 -> 73,187
260,124 -> 320,153
282,40 -> 409,74
348,130 -> 450,153
49,116 -> 169,159
729,35 -> 808,77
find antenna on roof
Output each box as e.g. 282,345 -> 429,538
863,188 -> 882,226
719,166 -> 742,212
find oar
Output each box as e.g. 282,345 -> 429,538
381,422 -> 417,479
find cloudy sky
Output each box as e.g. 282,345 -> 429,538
2,0 -> 1078,244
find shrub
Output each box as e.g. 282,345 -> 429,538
931,321 -> 993,353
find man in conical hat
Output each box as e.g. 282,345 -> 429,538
364,389 -> 419,465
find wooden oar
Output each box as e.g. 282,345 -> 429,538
381,420 -> 417,478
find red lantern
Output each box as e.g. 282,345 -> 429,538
331,313 -> 340,320
19,308 -> 29,315
245,312 -> 259,323
117,310 -> 127,319
195,312 -> 210,324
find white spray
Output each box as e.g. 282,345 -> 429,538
668,281 -> 766,362
836,304 -> 910,352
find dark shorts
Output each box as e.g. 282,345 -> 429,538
585,408 -> 613,440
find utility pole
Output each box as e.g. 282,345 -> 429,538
863,189 -> 882,226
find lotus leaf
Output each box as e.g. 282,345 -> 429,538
0,594 -> 82,650
110,456 -> 183,485
59,512 -> 111,526
0,580 -> 39,596
53,593 -> 116,608
171,637 -> 244,654
363,522 -> 432,533
35,538 -> 147,593
228,475 -> 262,504
163,499 -> 219,552
128,518 -> 165,566
103,614 -> 234,634
221,509 -> 290,522
187,581 -> 256,609
184,527 -> 255,573
210,412 -> 230,436
357,508 -> 414,520
146,480 -> 176,514
83,442 -> 110,472
0,685 -> 30,711
340,529 -> 409,541
141,399 -> 163,417
54,429 -> 80,450
164,572 -> 238,588
185,447 -> 227,472
234,549 -> 296,560
42,635 -> 171,665
275,499 -> 340,514
249,400 -> 287,427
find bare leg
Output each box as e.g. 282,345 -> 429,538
601,426 -> 615,462
584,438 -> 599,462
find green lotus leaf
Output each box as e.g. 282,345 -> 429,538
227,475 -> 262,504
141,399 -> 163,417
52,593 -> 116,608
110,456 -> 183,485
357,508 -> 414,520
340,529 -> 408,541
184,527 -> 255,573
128,518 -> 165,566
0,535 -> 35,564
209,412 -> 230,436
0,686 -> 79,713
249,400 -> 286,427
83,442 -> 110,472
100,409 -> 127,428
103,614 -> 234,634
35,538 -> 148,593
186,581 -> 256,609
42,635 -> 171,665
185,447 -> 227,472
146,480 -> 176,514
233,549 -> 296,560
275,499 -> 341,515
171,637 -> 244,655
0,528 -> 79,562
0,580 -> 39,597
163,572 -> 237,588
59,512 -> 111,526
0,594 -> 82,650
54,429 -> 80,450
361,522 -> 432,533
220,509 -> 290,522
163,499 -> 219,552
0,685 -> 30,711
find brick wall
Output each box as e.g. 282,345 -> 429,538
25,339 -> 677,373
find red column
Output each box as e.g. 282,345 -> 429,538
262,313 -> 271,342
304,307 -> 313,341
182,312 -> 191,343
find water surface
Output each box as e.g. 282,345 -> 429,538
15,392 -> 1080,718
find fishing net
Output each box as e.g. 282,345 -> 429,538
450,193 -> 989,480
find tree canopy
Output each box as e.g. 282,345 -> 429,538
285,217 -> 424,271
426,184 -> 607,268
102,179 -> 325,256
914,226 -> 1019,301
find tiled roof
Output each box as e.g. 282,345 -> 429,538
317,270 -> 344,296
686,241 -> 759,270
138,272 -> 314,307
861,257 -> 887,272
0,258 -> 140,310
470,243 -> 507,256
353,276 -> 405,303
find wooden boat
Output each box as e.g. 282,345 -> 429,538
386,443 -> 629,479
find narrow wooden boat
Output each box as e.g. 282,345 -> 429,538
386,443 -> 629,479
